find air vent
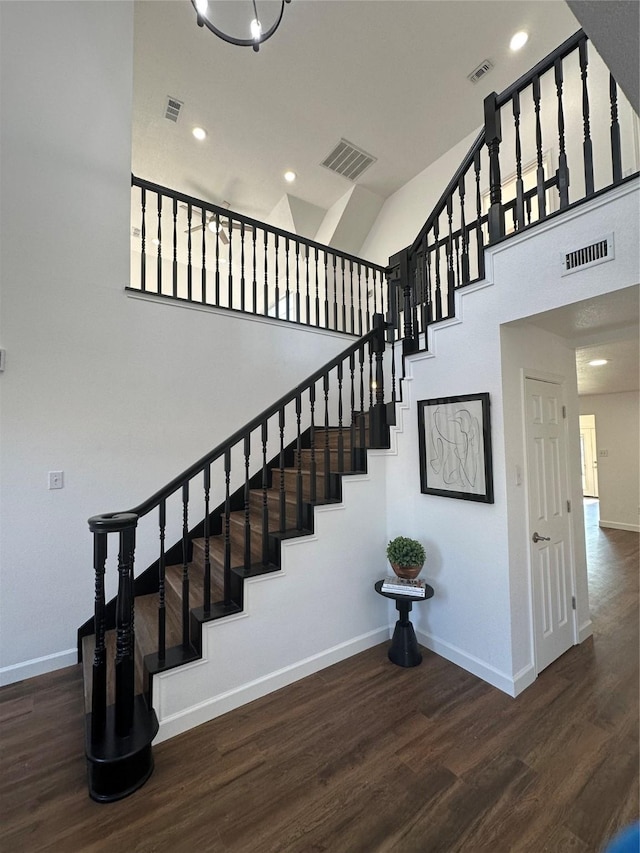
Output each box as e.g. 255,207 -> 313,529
321,139 -> 377,182
561,234 -> 614,276
468,59 -> 494,84
164,96 -> 183,123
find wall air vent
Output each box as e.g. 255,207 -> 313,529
561,234 -> 614,276
164,96 -> 183,123
321,139 -> 377,182
468,59 -> 494,84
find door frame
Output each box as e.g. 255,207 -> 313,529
521,368 -> 579,675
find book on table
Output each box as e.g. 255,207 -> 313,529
381,576 -> 426,597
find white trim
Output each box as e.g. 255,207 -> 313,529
0,648 -> 77,687
153,626 -> 389,743
512,663 -> 537,697
578,619 -> 594,643
415,627 -> 518,697
599,520 -> 640,533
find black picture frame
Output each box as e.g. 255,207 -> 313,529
417,393 -> 494,503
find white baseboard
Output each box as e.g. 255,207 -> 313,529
512,663 -> 537,696
415,627 -> 517,697
599,520 -> 639,533
0,648 -> 77,687
154,626 -> 389,744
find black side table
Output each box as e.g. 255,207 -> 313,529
375,579 -> 434,667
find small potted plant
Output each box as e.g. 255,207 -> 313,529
386,536 -> 426,579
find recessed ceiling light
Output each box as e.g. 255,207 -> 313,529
510,31 -> 529,52
588,359 -> 609,366
284,170 -> 296,183
192,127 -> 207,141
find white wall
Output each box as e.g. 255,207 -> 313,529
381,181 -> 638,696
0,2 -> 350,685
579,391 -> 640,531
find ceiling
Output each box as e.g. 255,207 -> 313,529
524,286 -> 640,396
132,1 -> 638,398
132,0 -> 582,222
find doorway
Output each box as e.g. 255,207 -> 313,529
579,414 -> 599,498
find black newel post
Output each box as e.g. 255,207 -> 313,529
369,313 -> 388,447
387,247 -> 416,355
483,92 -> 504,243
87,511 -> 157,804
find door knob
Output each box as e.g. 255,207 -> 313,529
532,531 -> 551,543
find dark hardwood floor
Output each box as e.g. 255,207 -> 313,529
1,500 -> 637,852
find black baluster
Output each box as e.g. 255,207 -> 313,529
243,434 -> 251,570
610,74 -> 622,183
459,174 -> 470,282
474,148 -> 485,279
368,349 -> 374,411
158,500 -> 166,662
349,260 -> 355,334
196,207 -> 203,303
533,75 -> 547,220
285,237 -> 291,320
309,384 -> 317,503
201,207 -> 207,304
156,194 -> 162,293
115,522 -> 136,736
305,245 -> 310,325
264,230 -> 269,317
223,449 -> 231,600
364,267 -> 371,334
526,195 -> 532,225
513,91 -> 525,231
434,218 -> 442,321
315,247 -> 320,327
372,266 -> 378,316
140,186 -> 147,291
349,353 -> 356,461
446,194 -> 455,318
390,322 -> 397,407
181,483 -> 190,648
358,345 -> 366,448
261,421 -> 269,565
295,241 -> 301,323
91,529 -> 107,737
337,362 -> 344,473
341,258 -> 347,332
172,198 -> 178,298
278,408 -> 286,530
227,217 -> 233,309
252,226 -> 257,313
215,212 -> 220,305
484,92 -> 504,242
419,244 -> 428,339
203,466 -> 211,614
240,223 -> 246,312
324,250 -> 329,330
579,37 -> 594,197
187,204 -> 193,301
295,395 -> 303,529
274,233 -> 280,317
323,373 -> 331,500
555,58 -> 570,209
333,254 -> 338,331
425,241 -> 433,326
357,263 -> 363,335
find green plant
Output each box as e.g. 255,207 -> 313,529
386,536 -> 425,567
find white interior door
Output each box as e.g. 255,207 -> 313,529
525,377 -> 575,673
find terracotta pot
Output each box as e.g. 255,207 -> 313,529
391,563 -> 423,580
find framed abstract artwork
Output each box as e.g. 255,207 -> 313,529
417,393 -> 494,503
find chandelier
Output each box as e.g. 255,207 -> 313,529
192,0 -> 292,52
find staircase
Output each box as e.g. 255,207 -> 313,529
80,27 -> 639,802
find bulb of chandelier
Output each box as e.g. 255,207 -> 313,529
250,18 -> 262,40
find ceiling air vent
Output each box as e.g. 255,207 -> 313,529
164,96 -> 183,123
468,59 -> 494,84
321,139 -> 377,182
561,234 -> 614,276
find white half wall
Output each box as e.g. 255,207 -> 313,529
579,391 -> 640,531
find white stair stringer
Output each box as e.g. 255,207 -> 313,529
151,448 -> 394,744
